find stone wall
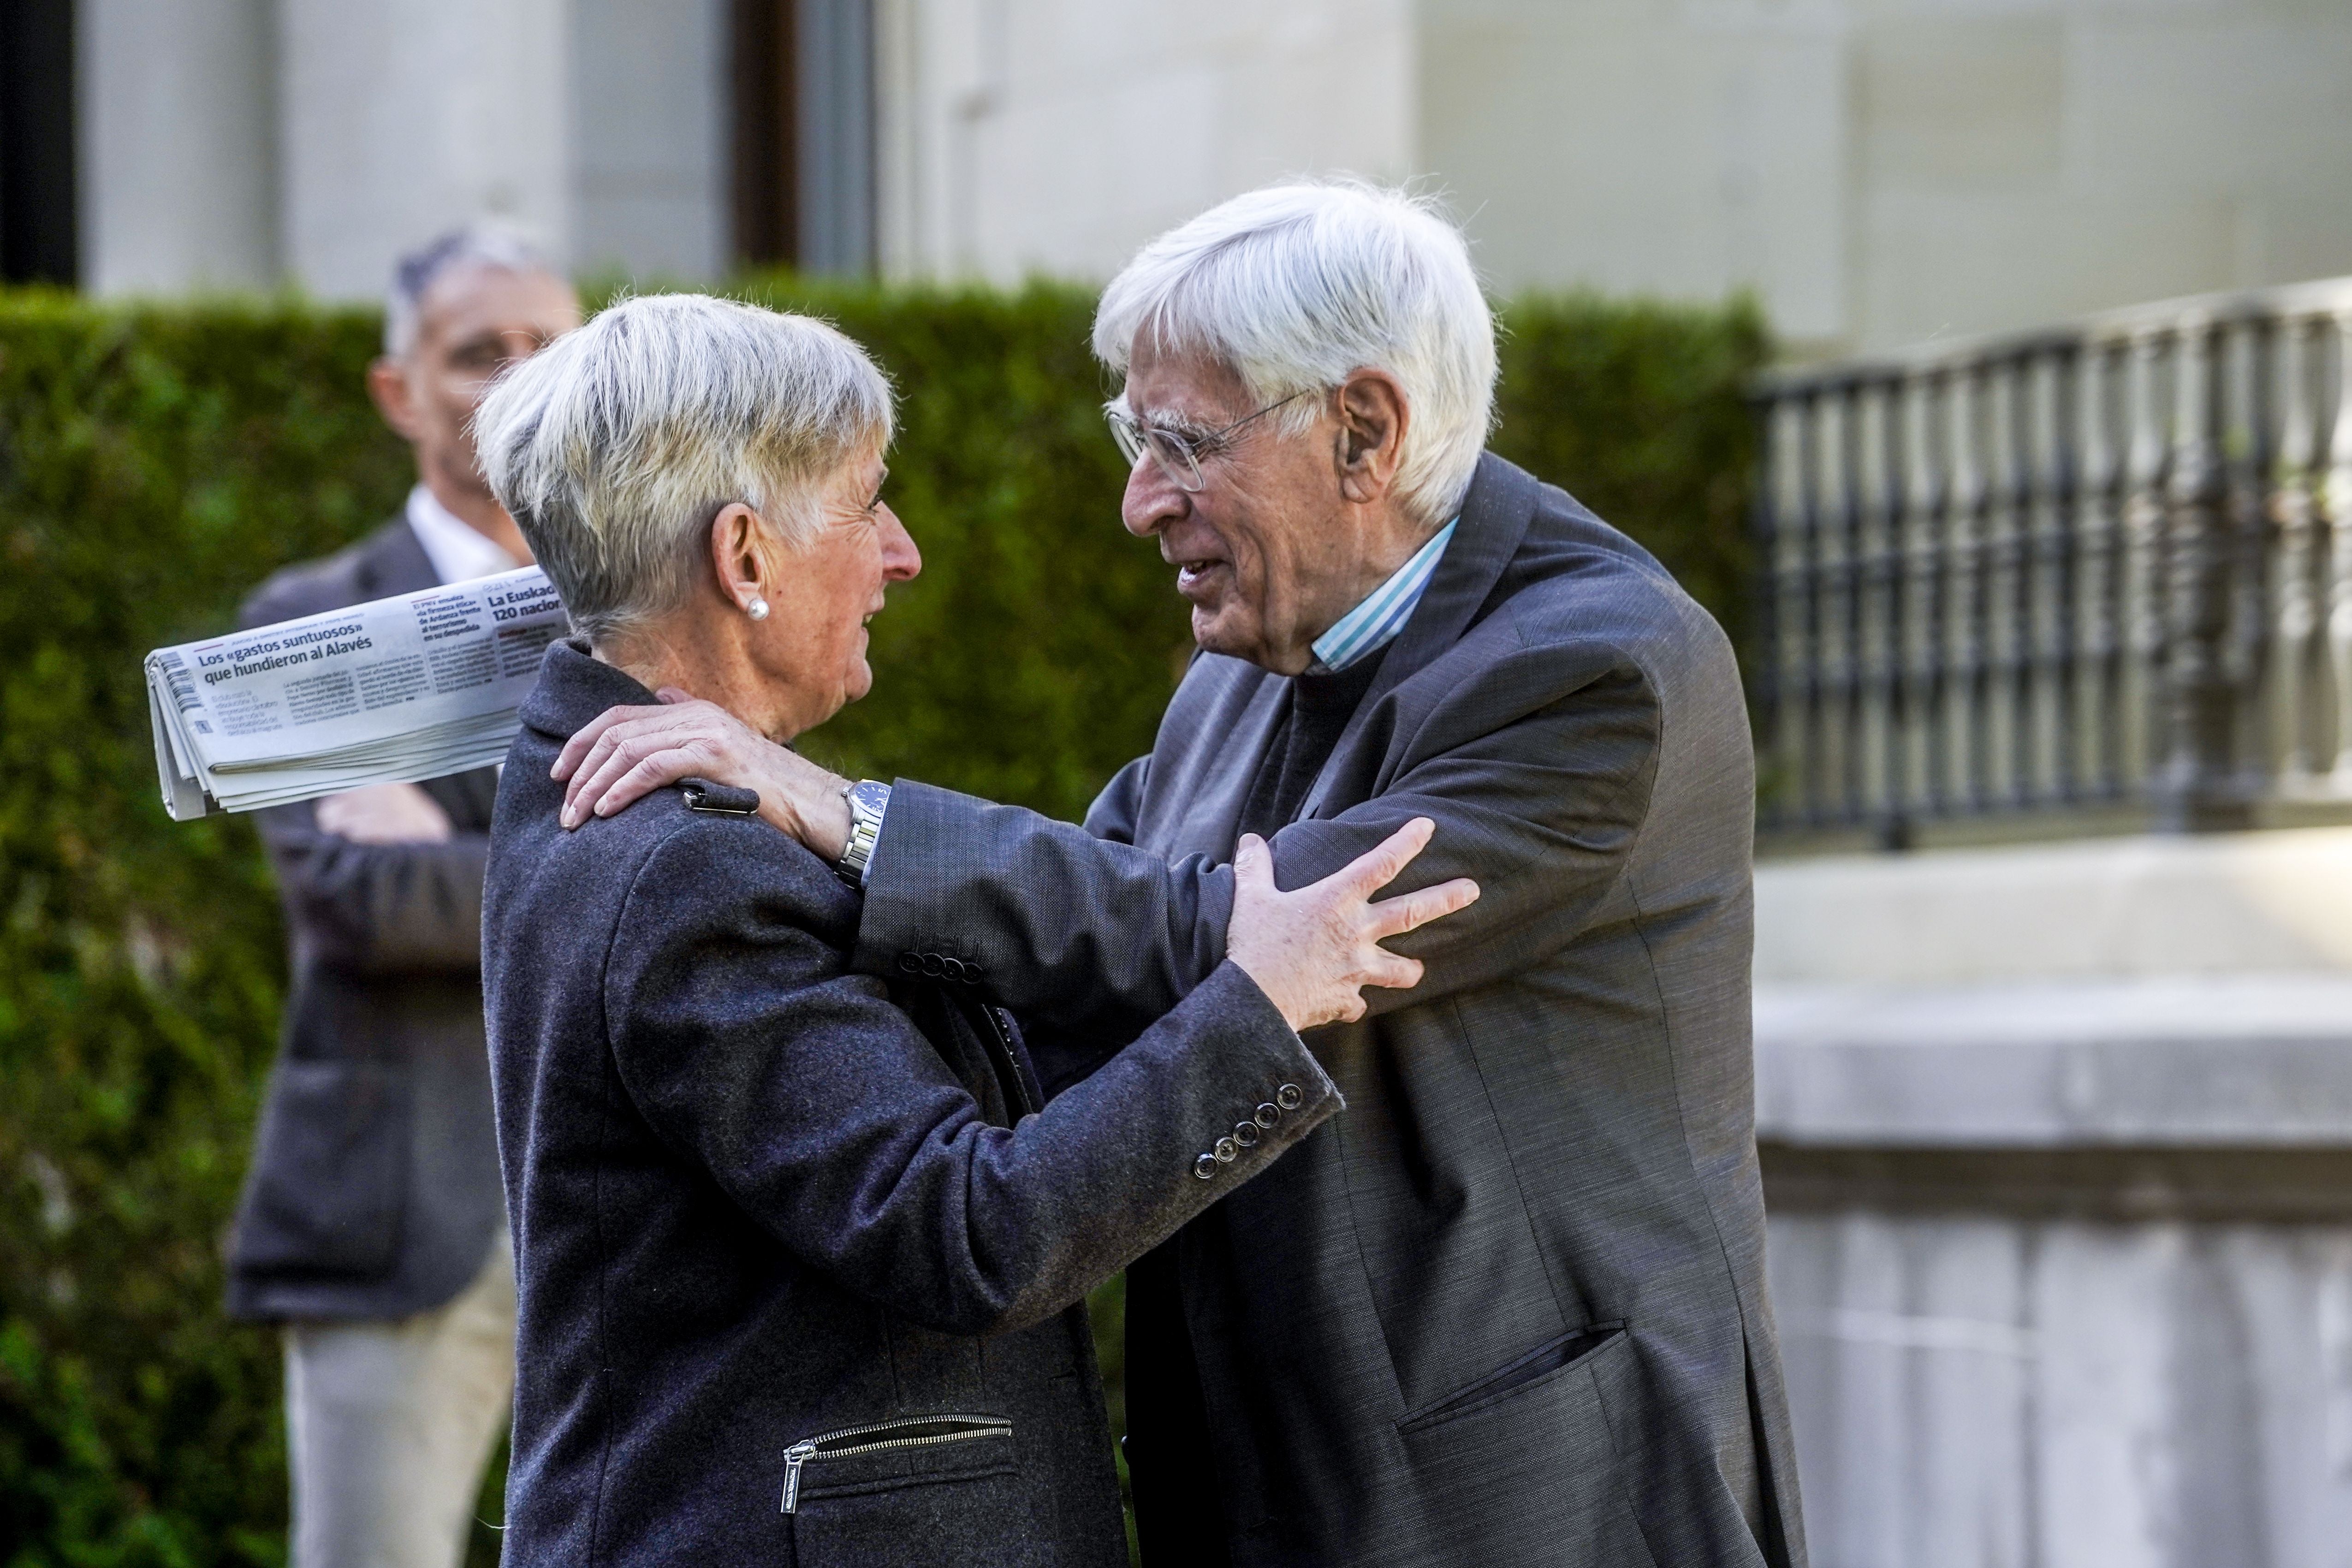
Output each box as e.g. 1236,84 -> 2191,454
878,0 -> 2352,354
1757,829 -> 2352,1566
1418,0 -> 2352,356
77,0 -> 2352,342
77,0 -> 730,297
872,0 -> 1417,280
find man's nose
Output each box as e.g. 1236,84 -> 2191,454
878,506 -> 922,582
1121,457 -> 1186,539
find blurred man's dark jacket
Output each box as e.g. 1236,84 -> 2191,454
225,518 -> 505,1322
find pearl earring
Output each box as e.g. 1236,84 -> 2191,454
745,596 -> 770,621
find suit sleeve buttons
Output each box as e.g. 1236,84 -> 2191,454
1254,1103 -> 1280,1129
1214,1136 -> 1239,1163
1276,1083 -> 1304,1111
897,952 -> 921,974
1232,1121 -> 1260,1148
1193,1154 -> 1219,1181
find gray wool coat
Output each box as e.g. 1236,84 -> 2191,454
850,452 -> 1808,1568
482,642 -> 1342,1568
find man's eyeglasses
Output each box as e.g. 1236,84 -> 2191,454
1105,392 -> 1309,492
444,329 -> 559,390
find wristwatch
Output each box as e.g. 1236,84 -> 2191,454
836,780 -> 891,887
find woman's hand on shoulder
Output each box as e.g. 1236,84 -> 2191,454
1224,819 -> 1479,1032
552,689 -> 853,859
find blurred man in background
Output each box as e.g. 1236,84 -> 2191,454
222,226 -> 581,1568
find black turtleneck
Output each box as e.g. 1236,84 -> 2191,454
1126,646 -> 1388,1568
1234,650 -> 1390,844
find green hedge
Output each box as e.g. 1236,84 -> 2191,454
0,277 -> 1763,1567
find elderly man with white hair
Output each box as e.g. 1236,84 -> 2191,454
561,181 -> 1807,1568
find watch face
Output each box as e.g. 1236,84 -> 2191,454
848,781 -> 891,820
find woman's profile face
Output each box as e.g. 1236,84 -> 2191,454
760,451 -> 921,736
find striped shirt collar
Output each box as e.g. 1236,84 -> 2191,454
1307,518 -> 1458,673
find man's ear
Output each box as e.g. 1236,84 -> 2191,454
367,357 -> 424,443
1335,368 -> 1410,505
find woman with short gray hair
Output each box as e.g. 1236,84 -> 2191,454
469,292 -> 1476,1566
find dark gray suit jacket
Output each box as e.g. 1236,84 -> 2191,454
225,519 -> 507,1323
853,453 -> 1806,1568
484,642 -> 1342,1567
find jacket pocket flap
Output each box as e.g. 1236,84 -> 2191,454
1399,1320 -> 1628,1434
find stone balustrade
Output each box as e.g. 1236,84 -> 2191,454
1754,276 -> 2352,848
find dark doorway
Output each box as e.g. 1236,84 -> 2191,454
731,0 -> 873,275
731,0 -> 798,269
0,0 -> 79,285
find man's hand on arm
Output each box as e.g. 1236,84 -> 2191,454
1226,819 -> 1479,1031
552,689 -> 852,858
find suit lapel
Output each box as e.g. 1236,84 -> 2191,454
1143,661 -> 1289,862
360,515 -> 440,600
1296,453 -> 1539,819
1185,675 -> 1287,857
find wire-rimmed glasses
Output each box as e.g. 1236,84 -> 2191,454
1105,391 -> 1310,492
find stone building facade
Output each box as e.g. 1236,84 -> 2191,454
7,0 -> 2340,356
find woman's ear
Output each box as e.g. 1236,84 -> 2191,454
1335,368 -> 1410,505
708,503 -> 772,616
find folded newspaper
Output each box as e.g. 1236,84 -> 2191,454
145,567 -> 569,819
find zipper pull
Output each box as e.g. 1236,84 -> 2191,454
780,1441 -> 816,1514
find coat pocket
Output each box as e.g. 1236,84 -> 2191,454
1399,1321 -> 1628,1433
1396,1325 -> 1658,1567
228,1058 -> 408,1277
782,1414 -> 1047,1568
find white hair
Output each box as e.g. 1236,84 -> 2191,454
472,293 -> 894,643
1092,179 -> 1496,528
384,223 -> 555,358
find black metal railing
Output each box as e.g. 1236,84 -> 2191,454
1754,277 -> 2352,843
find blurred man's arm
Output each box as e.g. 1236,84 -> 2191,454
258,783 -> 489,975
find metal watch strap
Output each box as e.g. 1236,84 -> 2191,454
836,780 -> 890,887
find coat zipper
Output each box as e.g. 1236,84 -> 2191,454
780,1414 -> 1014,1513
